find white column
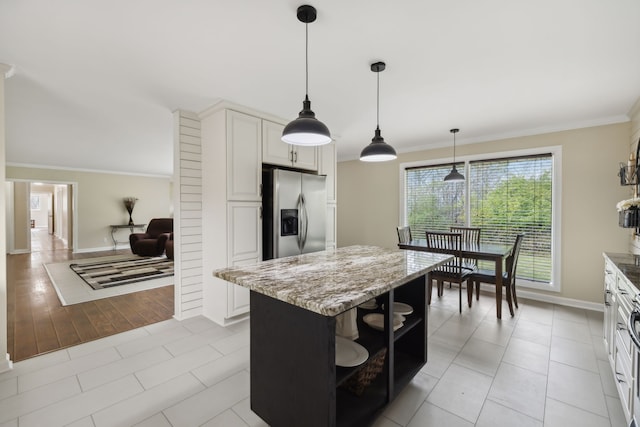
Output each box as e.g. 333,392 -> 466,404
0,63 -> 14,373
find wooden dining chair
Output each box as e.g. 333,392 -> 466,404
425,231 -> 477,313
448,226 -> 481,286
397,226 -> 412,244
470,233 -> 525,317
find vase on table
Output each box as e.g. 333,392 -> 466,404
123,197 -> 138,226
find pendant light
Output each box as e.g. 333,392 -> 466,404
444,128 -> 465,182
360,61 -> 397,162
281,5 -> 331,146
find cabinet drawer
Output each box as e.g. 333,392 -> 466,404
616,305 -> 634,360
614,345 -> 634,421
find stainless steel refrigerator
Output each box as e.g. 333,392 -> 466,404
262,168 -> 327,260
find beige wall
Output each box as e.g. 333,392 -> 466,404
6,166 -> 172,251
337,122 -> 631,304
12,181 -> 29,251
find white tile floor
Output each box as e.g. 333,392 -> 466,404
0,290 -> 626,427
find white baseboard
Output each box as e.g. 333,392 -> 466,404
516,289 -> 603,312
0,354 -> 13,374
8,249 -> 30,255
477,284 -> 603,313
74,244 -> 129,254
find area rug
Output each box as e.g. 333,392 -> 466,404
44,255 -> 174,306
70,256 -> 173,290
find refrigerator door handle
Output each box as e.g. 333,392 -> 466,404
300,193 -> 308,251
296,194 -> 303,251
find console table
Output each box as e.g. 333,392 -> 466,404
109,224 -> 145,250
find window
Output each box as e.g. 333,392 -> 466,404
402,147 -> 561,291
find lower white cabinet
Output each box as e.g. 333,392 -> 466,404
603,254 -> 636,424
228,202 -> 261,261
226,203 -> 261,318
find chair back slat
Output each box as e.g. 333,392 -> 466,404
397,226 -> 412,244
450,226 -> 481,246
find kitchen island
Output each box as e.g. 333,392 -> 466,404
214,245 -> 452,427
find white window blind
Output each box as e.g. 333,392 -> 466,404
405,153 -> 553,284
405,163 -> 465,238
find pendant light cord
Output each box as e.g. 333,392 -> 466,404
376,71 -> 380,129
305,22 -> 309,97
453,131 -> 456,163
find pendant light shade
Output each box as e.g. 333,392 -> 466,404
282,5 -> 331,146
444,128 -> 465,182
360,61 -> 397,162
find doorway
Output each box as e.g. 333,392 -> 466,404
5,180 -> 76,254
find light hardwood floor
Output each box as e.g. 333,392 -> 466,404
6,228 -> 174,362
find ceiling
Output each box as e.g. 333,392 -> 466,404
1,0 -> 639,176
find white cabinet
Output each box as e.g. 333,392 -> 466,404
227,203 -> 261,318
326,203 -> 336,250
202,108 -> 262,325
320,141 -> 337,249
262,120 -> 318,171
319,142 -> 337,204
603,254 -> 636,424
200,102 -> 337,326
227,111 -> 262,201
228,202 -> 262,262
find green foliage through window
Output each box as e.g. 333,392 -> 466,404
405,154 -> 553,283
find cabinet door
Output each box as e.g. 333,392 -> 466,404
227,111 -> 262,201
319,142 -> 336,203
228,201 -> 262,262
227,258 -> 254,317
262,120 -> 292,167
292,145 -> 318,171
226,201 -> 261,318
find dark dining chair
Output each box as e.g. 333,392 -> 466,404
470,233 -> 525,317
448,226 -> 481,285
397,226 -> 412,244
425,231 -> 477,313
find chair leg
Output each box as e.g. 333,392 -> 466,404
458,281 -> 462,313
475,280 -> 480,300
505,283 -> 514,317
437,280 -> 444,297
467,280 -> 473,308
512,283 -> 518,308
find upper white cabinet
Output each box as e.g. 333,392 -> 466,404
227,111 -> 262,201
263,120 -> 318,171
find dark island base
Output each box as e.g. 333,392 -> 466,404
249,275 -> 427,427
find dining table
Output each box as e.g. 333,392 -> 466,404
398,239 -> 514,319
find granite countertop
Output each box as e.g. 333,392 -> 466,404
604,252 -> 640,289
213,245 -> 452,317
